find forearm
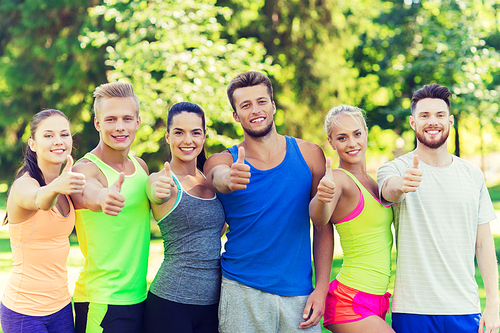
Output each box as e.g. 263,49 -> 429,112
309,196 -> 334,226
381,176 -> 405,203
210,166 -> 232,194
74,184 -> 105,212
477,231 -> 500,312
312,223 -> 334,292
34,183 -> 59,211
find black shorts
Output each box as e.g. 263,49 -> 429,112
74,301 -> 145,333
144,291 -> 218,333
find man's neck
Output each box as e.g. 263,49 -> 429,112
240,128 -> 286,170
91,142 -> 131,172
414,143 -> 453,167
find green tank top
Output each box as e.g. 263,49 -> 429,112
74,153 -> 150,304
335,169 -> 393,295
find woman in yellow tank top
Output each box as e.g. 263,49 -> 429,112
1,109 -> 85,333
309,105 -> 394,333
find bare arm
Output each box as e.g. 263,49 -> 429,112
7,156 -> 85,223
299,222 -> 333,329
204,147 -> 250,194
298,139 -> 332,329
146,162 -> 178,221
476,222 -> 500,333
381,154 -> 422,203
71,159 -> 125,216
309,158 -> 342,226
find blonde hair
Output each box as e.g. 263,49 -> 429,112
324,104 -> 367,139
93,82 -> 140,116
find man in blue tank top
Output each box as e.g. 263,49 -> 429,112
205,71 -> 333,332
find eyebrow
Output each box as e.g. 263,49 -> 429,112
172,127 -> 203,131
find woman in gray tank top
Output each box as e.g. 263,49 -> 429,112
144,102 -> 226,333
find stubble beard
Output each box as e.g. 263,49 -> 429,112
415,127 -> 450,149
243,121 -> 274,139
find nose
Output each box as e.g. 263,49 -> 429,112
183,134 -> 193,144
115,118 -> 124,131
347,136 -> 356,147
54,134 -> 64,145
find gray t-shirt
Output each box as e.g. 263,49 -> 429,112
377,152 -> 496,315
149,173 -> 226,305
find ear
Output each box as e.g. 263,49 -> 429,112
449,114 -> 454,127
327,137 -> 337,151
94,116 -> 101,132
28,138 -> 36,152
135,115 -> 141,130
233,110 -> 240,123
165,130 -> 170,144
272,101 -> 276,115
409,115 -> 415,131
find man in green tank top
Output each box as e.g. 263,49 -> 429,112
71,82 -> 151,333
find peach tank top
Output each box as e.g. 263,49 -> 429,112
2,196 -> 75,316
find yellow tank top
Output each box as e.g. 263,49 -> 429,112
335,169 -> 393,295
74,153 -> 150,305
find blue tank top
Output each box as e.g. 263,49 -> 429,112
218,136 -> 313,296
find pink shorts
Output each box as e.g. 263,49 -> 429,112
323,279 -> 391,327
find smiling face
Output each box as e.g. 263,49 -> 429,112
166,111 -> 205,165
410,98 -> 453,149
29,115 -> 72,166
94,97 -> 141,151
232,84 -> 276,139
328,114 -> 368,166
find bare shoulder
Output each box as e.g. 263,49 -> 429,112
73,158 -> 106,186
295,138 -> 325,163
331,169 -> 355,190
134,156 -> 149,175
9,174 -> 39,196
204,150 -> 234,173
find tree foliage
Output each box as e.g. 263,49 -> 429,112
84,0 -> 274,171
0,0 -> 109,181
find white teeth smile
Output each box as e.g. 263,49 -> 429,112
426,130 -> 440,134
347,150 -> 360,155
180,147 -> 195,152
251,117 -> 265,123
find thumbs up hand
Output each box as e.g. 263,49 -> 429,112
317,158 -> 336,203
154,162 -> 176,201
100,172 -> 126,216
53,155 -> 86,195
401,154 -> 422,193
227,146 -> 251,191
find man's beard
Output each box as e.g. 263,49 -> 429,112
243,121 -> 274,139
415,126 -> 450,149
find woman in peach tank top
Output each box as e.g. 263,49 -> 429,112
0,110 -> 85,333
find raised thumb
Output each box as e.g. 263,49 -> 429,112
325,157 -> 333,178
237,146 -> 245,164
413,154 -> 419,169
113,172 -> 125,192
63,155 -> 74,173
164,161 -> 171,178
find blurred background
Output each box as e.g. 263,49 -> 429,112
1,0 -> 500,187
1,1 -> 500,330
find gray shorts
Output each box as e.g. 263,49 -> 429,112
218,276 -> 321,333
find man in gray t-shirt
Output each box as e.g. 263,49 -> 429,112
377,83 -> 499,333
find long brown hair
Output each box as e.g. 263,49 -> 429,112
3,109 -> 69,225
